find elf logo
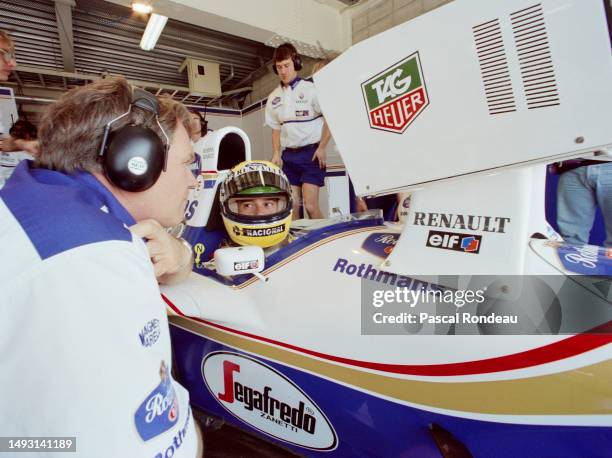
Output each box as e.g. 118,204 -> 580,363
426,230 -> 482,254
361,51 -> 429,134
202,352 -> 338,451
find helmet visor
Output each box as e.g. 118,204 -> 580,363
225,169 -> 290,196
227,194 -> 290,218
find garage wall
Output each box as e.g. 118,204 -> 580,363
243,0 -> 452,148
241,101 -> 272,161
351,0 -> 454,44
197,108 -> 243,132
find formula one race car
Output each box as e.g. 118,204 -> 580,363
162,0 -> 612,456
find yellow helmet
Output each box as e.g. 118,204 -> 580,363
219,161 -> 292,248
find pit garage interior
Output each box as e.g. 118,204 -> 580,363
1,0 -> 461,219
1,1 -> 611,457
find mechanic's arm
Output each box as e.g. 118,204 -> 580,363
356,196 -> 368,213
312,121 -> 331,169
319,121 -> 331,150
271,129 -> 282,166
0,136 -> 40,155
130,219 -> 193,285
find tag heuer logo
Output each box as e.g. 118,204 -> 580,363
361,51 -> 429,134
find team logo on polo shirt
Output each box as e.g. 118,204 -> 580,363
139,318 -> 160,347
361,51 -> 429,134
134,361 -> 179,441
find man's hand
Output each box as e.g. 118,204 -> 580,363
271,152 -> 282,167
0,135 -> 17,153
311,146 -> 326,169
129,219 -> 193,285
356,197 -> 368,213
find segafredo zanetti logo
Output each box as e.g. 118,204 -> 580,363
361,51 -> 429,133
202,351 -> 338,451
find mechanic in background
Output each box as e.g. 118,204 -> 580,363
188,108 -> 209,175
0,30 -> 39,157
266,43 -> 330,220
0,119 -> 37,188
0,77 -> 201,457
554,156 -> 612,247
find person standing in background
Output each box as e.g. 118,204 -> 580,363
555,156 -> 612,247
0,119 -> 37,188
266,43 -> 330,219
188,108 -> 208,176
0,30 -> 39,160
0,30 -> 16,81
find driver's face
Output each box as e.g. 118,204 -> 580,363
236,197 -> 280,216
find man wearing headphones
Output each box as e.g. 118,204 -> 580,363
266,43 -> 331,220
0,77 -> 201,457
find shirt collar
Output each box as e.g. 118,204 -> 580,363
282,76 -> 301,90
26,163 -> 136,227
72,170 -> 136,226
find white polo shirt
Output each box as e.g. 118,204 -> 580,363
265,77 -> 324,149
0,162 -> 197,458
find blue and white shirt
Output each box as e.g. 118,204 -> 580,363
0,162 -> 197,458
265,77 -> 324,149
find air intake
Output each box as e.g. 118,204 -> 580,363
510,3 -> 560,109
473,19 -> 517,115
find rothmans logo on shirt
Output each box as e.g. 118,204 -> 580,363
134,361 -> 179,441
361,51 -> 429,134
271,96 -> 281,107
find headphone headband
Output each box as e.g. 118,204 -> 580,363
272,43 -> 303,74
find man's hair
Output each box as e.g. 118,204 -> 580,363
188,108 -> 207,136
273,43 -> 299,64
36,77 -> 192,173
0,30 -> 15,51
9,119 -> 37,140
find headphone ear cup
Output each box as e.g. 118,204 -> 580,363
103,125 -> 165,192
293,55 -> 303,71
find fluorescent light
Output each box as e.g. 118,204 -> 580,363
140,13 -> 168,51
132,2 -> 153,14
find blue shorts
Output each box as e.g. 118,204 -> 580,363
282,143 -> 325,187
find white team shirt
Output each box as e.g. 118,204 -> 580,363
265,77 -> 324,149
0,162 -> 197,458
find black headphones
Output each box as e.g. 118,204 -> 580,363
98,88 -> 169,192
272,43 -> 303,75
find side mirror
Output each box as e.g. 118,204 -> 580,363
214,246 -> 267,281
